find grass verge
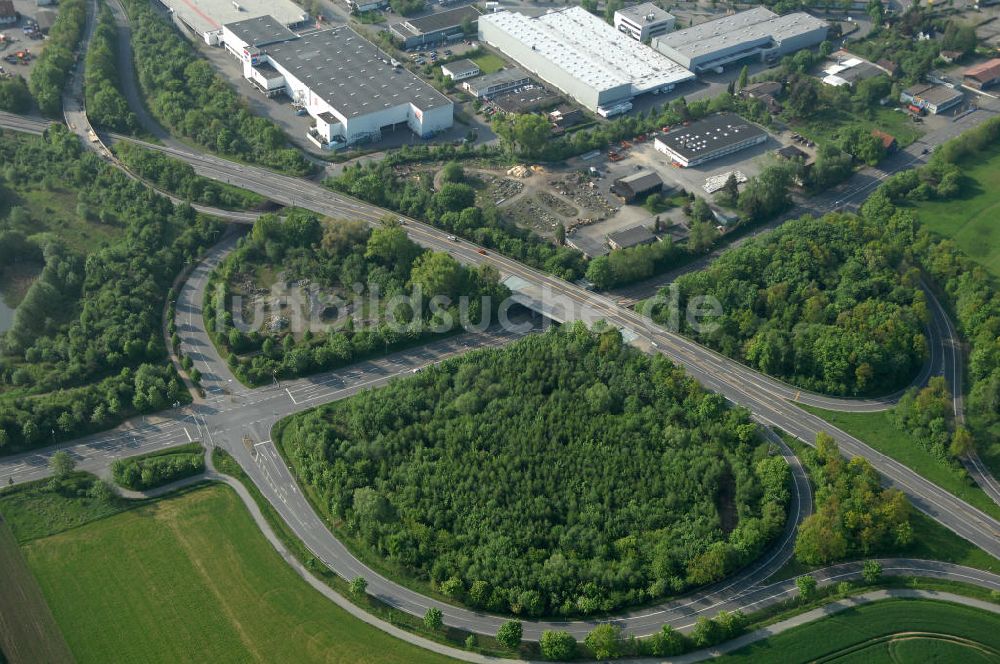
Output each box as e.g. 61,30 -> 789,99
798,405 -> 1000,521
211,449 -> 516,659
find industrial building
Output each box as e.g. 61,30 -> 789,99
478,7 -> 693,115
818,51 -> 884,87
156,0 -> 309,45
462,68 -> 531,98
652,7 -> 827,72
390,5 -> 480,49
614,2 -> 675,42
654,112 -> 767,167
221,16 -> 452,148
608,225 -> 658,250
900,84 -> 963,115
441,59 -> 481,81
611,170 -> 664,202
964,59 -> 1000,90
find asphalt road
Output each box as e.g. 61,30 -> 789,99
94,135 -> 1000,549
1,0 -> 998,639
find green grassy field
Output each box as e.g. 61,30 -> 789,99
909,145 -> 1000,278
470,53 -> 506,74
799,405 -> 1000,522
717,599 -> 1000,663
0,519 -> 74,664
794,106 -> 924,150
21,485 -> 455,664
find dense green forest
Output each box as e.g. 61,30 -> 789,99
328,162 -> 587,281
84,4 -> 138,133
652,214 -> 929,396
206,210 -> 508,385
0,126 -> 221,453
795,433 -> 912,565
27,0 -> 86,116
114,142 -> 265,210
120,0 -> 310,175
0,76 -> 31,114
277,325 -> 791,617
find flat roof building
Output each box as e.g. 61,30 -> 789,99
900,83 -> 963,115
652,7 -> 827,72
157,0 -> 309,45
611,170 -> 664,202
608,225 -> 658,250
390,5 -> 480,49
462,68 -> 530,97
654,112 -> 768,167
614,2 -> 675,42
441,59 -> 481,81
221,17 -> 452,148
820,52 -> 884,87
964,59 -> 1000,90
478,7 -> 693,114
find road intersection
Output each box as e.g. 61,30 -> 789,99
1,0 -> 999,643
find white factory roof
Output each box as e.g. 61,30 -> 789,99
479,7 -> 693,95
160,0 -> 308,36
655,7 -> 826,59
616,2 -> 674,24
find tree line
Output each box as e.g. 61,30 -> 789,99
0,125 -> 222,453
205,209 -> 508,386
111,444 -> 204,491
278,324 -> 790,617
84,3 -> 138,133
114,142 -> 265,210
120,0 -> 311,175
28,0 -> 87,116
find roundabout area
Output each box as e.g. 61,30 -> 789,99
276,325 -> 792,618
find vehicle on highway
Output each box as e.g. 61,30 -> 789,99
447,234 -> 458,241
477,248 -> 487,255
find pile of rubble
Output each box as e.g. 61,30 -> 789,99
703,170 -> 748,194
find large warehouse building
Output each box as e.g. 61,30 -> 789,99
156,0 -> 310,45
654,112 -> 767,167
221,16 -> 453,148
478,7 -> 694,116
652,7 -> 827,72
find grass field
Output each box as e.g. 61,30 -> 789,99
794,106 -> 924,150
0,519 -> 74,664
717,599 -> 1000,662
20,484 -> 455,664
470,53 -> 506,74
799,405 -> 1000,522
909,145 -> 1000,278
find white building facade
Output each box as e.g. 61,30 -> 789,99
614,3 -> 675,42
222,18 -> 452,148
478,7 -> 693,114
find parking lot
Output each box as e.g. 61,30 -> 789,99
0,0 -> 56,83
